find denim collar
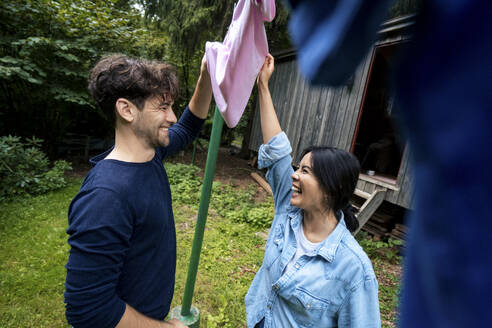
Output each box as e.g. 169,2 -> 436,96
287,206 -> 347,263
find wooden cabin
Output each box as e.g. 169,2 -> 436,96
249,13 -> 417,235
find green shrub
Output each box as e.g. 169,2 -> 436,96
211,182 -> 274,228
356,231 -> 403,263
165,162 -> 274,229
165,162 -> 202,205
0,135 -> 72,200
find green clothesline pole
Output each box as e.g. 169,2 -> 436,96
169,106 -> 224,328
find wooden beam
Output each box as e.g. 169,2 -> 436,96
250,172 -> 272,195
353,188 -> 387,236
354,188 -> 372,199
358,174 -> 400,191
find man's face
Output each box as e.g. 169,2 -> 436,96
132,95 -> 177,148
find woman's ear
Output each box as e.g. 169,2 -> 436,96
115,98 -> 136,123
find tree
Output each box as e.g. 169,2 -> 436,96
140,0 -> 291,149
0,0 -> 147,156
140,0 -> 235,114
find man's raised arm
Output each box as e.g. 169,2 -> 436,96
188,56 -> 213,119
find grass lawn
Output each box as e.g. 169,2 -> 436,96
0,178 -> 79,327
0,164 -> 401,327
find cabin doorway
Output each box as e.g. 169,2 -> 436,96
352,43 -> 406,183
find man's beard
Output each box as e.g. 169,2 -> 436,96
133,123 -> 167,148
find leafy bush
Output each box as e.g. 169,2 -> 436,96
356,231 -> 404,263
165,163 -> 202,205
0,135 -> 71,199
0,0 -> 152,156
211,182 -> 274,228
165,162 -> 274,229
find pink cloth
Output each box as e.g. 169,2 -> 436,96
205,0 -> 276,128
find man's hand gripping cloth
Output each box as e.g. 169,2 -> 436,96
205,0 -> 275,128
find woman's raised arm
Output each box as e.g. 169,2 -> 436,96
257,54 -> 282,144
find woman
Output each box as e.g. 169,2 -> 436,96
245,55 -> 381,328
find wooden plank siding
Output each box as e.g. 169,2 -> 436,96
249,30 -> 415,209
347,51 -> 374,151
249,52 -> 368,156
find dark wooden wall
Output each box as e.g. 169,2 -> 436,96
249,52 -> 372,161
249,19 -> 415,209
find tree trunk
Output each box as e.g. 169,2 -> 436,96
239,88 -> 258,159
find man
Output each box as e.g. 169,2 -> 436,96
64,54 -> 212,328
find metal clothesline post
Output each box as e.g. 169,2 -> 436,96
169,106 -> 224,328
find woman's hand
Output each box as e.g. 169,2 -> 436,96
257,54 -> 274,88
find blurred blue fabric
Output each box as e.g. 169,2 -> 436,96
283,0 -> 492,327
287,0 -> 394,85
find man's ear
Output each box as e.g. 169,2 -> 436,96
115,98 -> 136,123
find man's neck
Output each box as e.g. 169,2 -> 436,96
105,128 -> 155,163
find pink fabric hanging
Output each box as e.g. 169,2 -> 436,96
205,0 -> 276,128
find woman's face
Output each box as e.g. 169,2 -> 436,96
290,152 -> 328,212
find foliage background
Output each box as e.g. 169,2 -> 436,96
0,135 -> 71,200
0,0 -> 292,159
0,0 -> 148,156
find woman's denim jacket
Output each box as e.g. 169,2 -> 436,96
245,132 -> 381,328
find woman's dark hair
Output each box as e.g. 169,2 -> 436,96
88,54 -> 179,126
301,146 -> 361,233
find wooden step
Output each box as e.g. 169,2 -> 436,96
354,188 -> 372,199
250,172 -> 272,195
354,188 -> 387,236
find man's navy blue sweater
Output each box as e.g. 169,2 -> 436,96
65,108 -> 204,328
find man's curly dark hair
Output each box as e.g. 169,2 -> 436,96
88,54 -> 179,126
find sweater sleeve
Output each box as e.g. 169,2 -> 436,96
157,106 -> 205,159
65,188 -> 133,328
